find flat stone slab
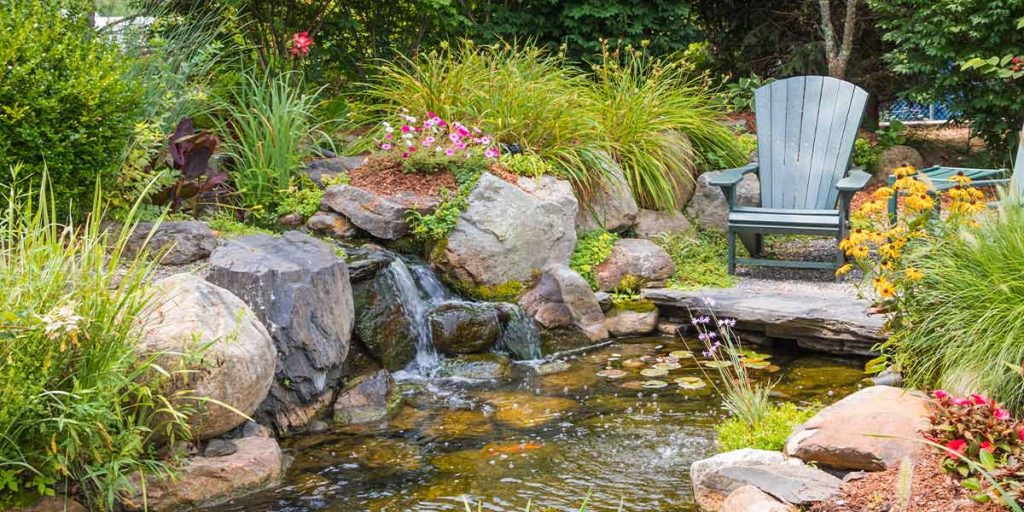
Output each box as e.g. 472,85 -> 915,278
643,287 -> 885,356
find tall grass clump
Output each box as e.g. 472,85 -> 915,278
218,69 -> 325,217
0,169 -> 183,509
586,45 -> 746,210
897,206 -> 1024,413
359,41 -> 612,192
690,312 -> 773,427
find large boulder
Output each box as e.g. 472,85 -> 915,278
691,449 -> 787,511
721,485 -> 796,512
439,173 -> 577,286
206,232 -> 354,433
784,385 -> 930,471
633,209 -> 694,239
303,155 -> 367,187
333,368 -> 401,425
519,264 -> 608,342
321,185 -> 437,240
876,145 -> 925,182
593,238 -> 674,291
138,274 -> 275,440
126,221 -> 218,266
435,353 -> 512,380
351,256 -> 428,371
428,301 -> 501,355
604,307 -> 659,336
123,436 -> 283,511
575,152 -> 638,233
691,449 -> 840,511
685,172 -> 760,232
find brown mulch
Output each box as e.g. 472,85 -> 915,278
346,157 -> 457,198
849,180 -> 1001,216
810,451 -> 1005,512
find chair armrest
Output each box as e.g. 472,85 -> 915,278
836,168 -> 872,192
707,163 -> 759,187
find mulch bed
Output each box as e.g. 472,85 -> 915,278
810,451 -> 1005,512
346,157 -> 457,198
849,180 -> 1001,216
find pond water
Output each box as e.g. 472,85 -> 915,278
211,336 -> 867,512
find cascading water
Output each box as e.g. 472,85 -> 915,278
497,306 -> 542,360
384,258 -> 441,371
408,261 -> 452,302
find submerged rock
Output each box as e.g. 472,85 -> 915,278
127,220 -> 218,265
604,307 -> 659,336
593,238 -> 674,291
206,232 -> 354,433
478,391 -> 578,428
438,173 -> 577,286
333,368 -> 402,426
321,185 -> 437,240
519,264 -> 608,342
138,273 -> 275,440
422,409 -> 495,441
574,152 -> 638,233
428,301 -> 501,355
435,354 -> 511,380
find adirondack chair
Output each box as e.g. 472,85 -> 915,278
709,76 -> 871,274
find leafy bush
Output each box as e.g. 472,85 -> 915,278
570,230 -> 619,290
0,172 -> 187,509
895,205 -> 1024,412
0,0 -> 143,210
275,175 -> 324,220
717,402 -> 818,452
723,74 -> 774,112
653,230 -> 735,290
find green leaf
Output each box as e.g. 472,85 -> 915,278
972,493 -> 991,504
962,477 -> 982,491
979,449 -> 997,471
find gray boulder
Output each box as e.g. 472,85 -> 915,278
519,264 -> 608,341
691,449 -> 839,511
138,274 -> 276,440
206,231 -> 354,432
575,152 -> 638,233
333,368 -> 401,425
351,257 -> 428,370
684,172 -> 760,232
428,301 -> 501,355
435,354 -> 512,380
440,173 -> 577,286
307,211 -> 359,239
594,238 -> 674,291
633,209 -> 694,239
604,307 -> 659,336
303,155 -> 367,187
127,221 -> 218,265
321,185 -> 437,240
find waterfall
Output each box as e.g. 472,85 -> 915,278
407,260 -> 452,302
497,306 -> 542,360
385,259 -> 441,371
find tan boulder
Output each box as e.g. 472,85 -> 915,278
875,145 -> 925,181
721,485 -> 796,512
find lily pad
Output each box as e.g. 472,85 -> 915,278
596,369 -> 627,379
640,368 -> 668,377
743,360 -> 772,370
766,365 -> 781,373
669,350 -> 693,359
674,377 -> 707,390
641,380 -> 668,389
620,381 -> 645,390
623,358 -> 647,368
653,362 -> 681,371
702,360 -> 733,369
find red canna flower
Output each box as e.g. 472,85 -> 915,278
933,389 -> 949,400
290,32 -> 313,57
945,439 -> 968,456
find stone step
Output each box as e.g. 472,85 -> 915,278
642,287 -> 885,356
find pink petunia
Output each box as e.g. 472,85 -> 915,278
423,136 -> 435,146
380,143 -> 393,150
449,133 -> 461,143
445,148 -> 456,156
970,393 -> 990,406
996,408 -> 1012,421
933,389 -> 949,400
401,125 -> 412,133
401,152 -> 410,159
484,147 -> 499,158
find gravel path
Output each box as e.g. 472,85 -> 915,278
733,235 -> 862,296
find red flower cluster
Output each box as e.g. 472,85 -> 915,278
290,32 -> 313,57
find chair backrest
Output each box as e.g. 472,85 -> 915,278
754,76 -> 868,210
1011,122 -> 1024,200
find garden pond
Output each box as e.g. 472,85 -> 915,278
212,336 -> 867,511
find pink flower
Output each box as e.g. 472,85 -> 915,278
971,393 -> 990,406
1018,427 -> 1024,441
428,111 -> 437,119
290,32 -> 313,57
449,133 -> 461,143
484,147 -> 499,158
423,136 -> 435,146
996,408 -> 1012,421
401,152 -> 409,159
481,136 -> 491,144
401,125 -> 412,133
407,145 -> 417,152
445,148 -> 456,156
457,126 -> 470,137
385,133 -> 393,140
455,141 -> 466,150
380,143 -> 392,150
981,441 -> 996,453
951,397 -> 971,407
933,390 -> 949,400
944,439 -> 968,456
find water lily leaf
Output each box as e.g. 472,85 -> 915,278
702,361 -> 732,369
640,368 -> 668,377
653,362 -> 681,371
669,350 -> 693,359
743,360 -> 772,370
766,365 -> 781,373
621,381 -> 645,390
623,358 -> 646,368
596,369 -> 627,379
674,377 -> 706,389
641,380 -> 668,389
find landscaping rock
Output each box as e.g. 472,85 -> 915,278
519,264 -> 608,342
303,155 -> 367,186
123,436 -> 284,511
203,439 -> 237,458
593,238 -> 674,291
657,320 -> 684,336
352,258 -> 428,370
207,232 -> 354,432
876,145 -> 925,182
721,485 -> 796,512
333,368 -> 401,425
428,301 -> 501,355
278,212 -> 304,226
785,385 -> 930,471
127,221 -> 217,265
632,209 -> 694,239
691,449 -> 788,511
604,307 -> 659,336
321,185 -> 437,240
517,174 -> 579,214
575,152 -> 638,233
494,303 -> 544,360
307,210 -> 359,239
138,274 -> 275,440
8,496 -> 87,512
439,173 -> 577,286
684,172 -> 760,232
702,464 -> 841,507
345,244 -> 395,282
435,353 -> 511,380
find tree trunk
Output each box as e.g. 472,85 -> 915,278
819,0 -> 859,79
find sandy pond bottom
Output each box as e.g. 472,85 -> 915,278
211,336 -> 867,512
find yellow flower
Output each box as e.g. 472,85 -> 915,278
904,268 -> 924,281
873,187 -> 895,199
879,260 -> 895,272
950,172 -> 972,186
893,165 -> 917,178
873,276 -> 897,299
879,243 -> 901,260
835,263 -> 854,277
848,244 -> 870,260
905,192 -> 935,212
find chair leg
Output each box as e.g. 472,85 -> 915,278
727,229 -> 737,275
754,234 -> 764,257
887,175 -> 898,227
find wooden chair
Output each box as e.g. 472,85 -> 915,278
709,76 -> 871,274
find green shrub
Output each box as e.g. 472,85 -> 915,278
570,230 -> 619,290
451,279 -> 527,303
0,171 -> 188,509
654,230 -> 735,290
896,206 -> 1024,413
407,159 -> 488,246
716,402 -> 819,452
0,0 -> 143,210
275,175 -> 325,220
